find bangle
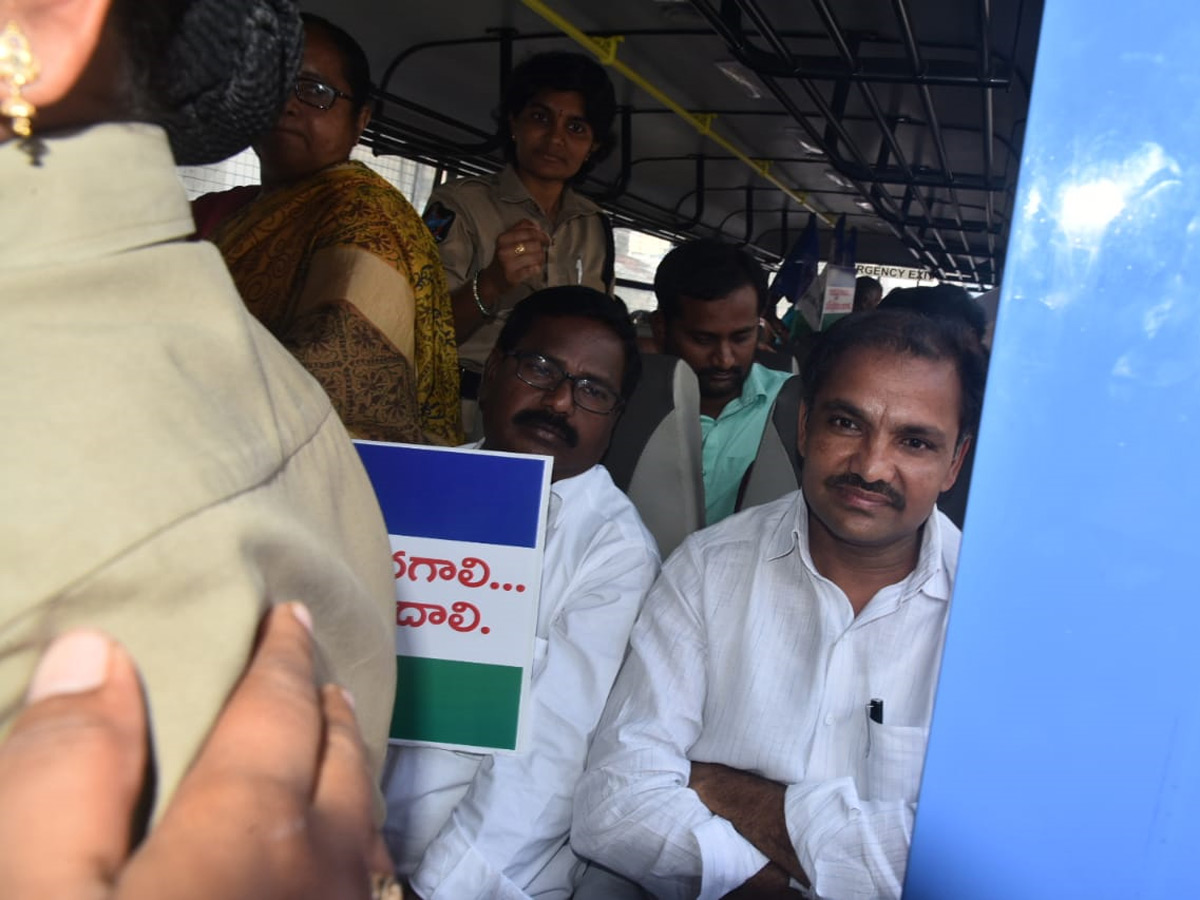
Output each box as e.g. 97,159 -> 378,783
472,271 -> 499,319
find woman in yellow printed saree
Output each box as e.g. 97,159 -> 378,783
203,14 -> 460,445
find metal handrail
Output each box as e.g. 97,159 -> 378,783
517,0 -> 831,224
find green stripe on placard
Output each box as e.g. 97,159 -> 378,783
391,656 -> 522,750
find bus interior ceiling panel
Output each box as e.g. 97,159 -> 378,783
312,0 -> 1044,289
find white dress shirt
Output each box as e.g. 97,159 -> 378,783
572,490 -> 960,900
383,463 -> 660,899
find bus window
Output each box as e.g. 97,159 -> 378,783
614,228 -> 673,313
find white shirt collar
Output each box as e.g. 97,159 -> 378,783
764,490 -> 954,605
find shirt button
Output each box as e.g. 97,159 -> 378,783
824,714 -> 835,726
849,807 -> 862,819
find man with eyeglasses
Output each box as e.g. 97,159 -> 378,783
382,286 -> 660,899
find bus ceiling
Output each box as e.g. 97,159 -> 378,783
306,0 -> 1045,291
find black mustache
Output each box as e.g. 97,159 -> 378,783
826,472 -> 905,510
512,408 -> 579,448
696,366 -> 744,380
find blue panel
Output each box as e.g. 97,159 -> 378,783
354,442 -> 548,547
907,2 -> 1200,897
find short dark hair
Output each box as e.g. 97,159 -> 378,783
879,284 -> 987,341
853,276 -> 883,312
302,13 -> 372,111
802,309 -> 987,446
653,239 -> 770,321
496,287 -> 641,400
500,51 -> 617,178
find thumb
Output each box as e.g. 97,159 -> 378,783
0,630 -> 149,898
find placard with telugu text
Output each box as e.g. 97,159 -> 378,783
354,441 -> 552,754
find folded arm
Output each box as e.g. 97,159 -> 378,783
692,760 -> 921,899
572,547 -> 772,900
782,778 -> 916,899
689,763 -> 807,887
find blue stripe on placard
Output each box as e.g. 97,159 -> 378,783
354,442 -> 546,548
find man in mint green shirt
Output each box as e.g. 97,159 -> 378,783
652,240 -> 793,524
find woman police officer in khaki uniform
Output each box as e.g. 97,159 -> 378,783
421,51 -> 618,427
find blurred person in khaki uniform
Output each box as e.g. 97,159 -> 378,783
0,0 -> 396,823
422,51 -> 618,432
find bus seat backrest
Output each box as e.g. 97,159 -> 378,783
601,354 -> 704,558
755,346 -> 801,375
937,433 -> 976,529
736,374 -> 803,513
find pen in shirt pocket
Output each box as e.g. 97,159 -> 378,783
576,255 -> 583,284
869,698 -> 884,724
865,698 -> 884,757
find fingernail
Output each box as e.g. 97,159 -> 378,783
372,874 -> 404,900
339,686 -> 357,712
289,602 -> 314,635
26,630 -> 112,703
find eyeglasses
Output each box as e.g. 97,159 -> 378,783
293,76 -> 353,111
506,351 -> 623,415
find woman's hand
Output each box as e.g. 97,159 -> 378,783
0,603 -> 395,899
481,218 -> 551,296
451,217 -> 552,341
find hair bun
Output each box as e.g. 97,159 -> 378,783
161,0 -> 303,165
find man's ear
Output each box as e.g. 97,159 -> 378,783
482,348 -> 503,379
8,0 -> 113,114
941,434 -> 973,492
649,311 -> 666,351
796,401 -> 809,459
478,349 -> 503,407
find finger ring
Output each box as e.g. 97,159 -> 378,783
514,242 -> 527,255
372,874 -> 405,900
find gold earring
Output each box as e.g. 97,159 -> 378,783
1,21 -> 40,138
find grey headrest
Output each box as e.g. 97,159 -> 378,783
602,354 -> 703,558
737,374 -> 803,512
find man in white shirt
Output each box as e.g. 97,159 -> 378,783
573,309 -> 987,899
383,286 -> 661,899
